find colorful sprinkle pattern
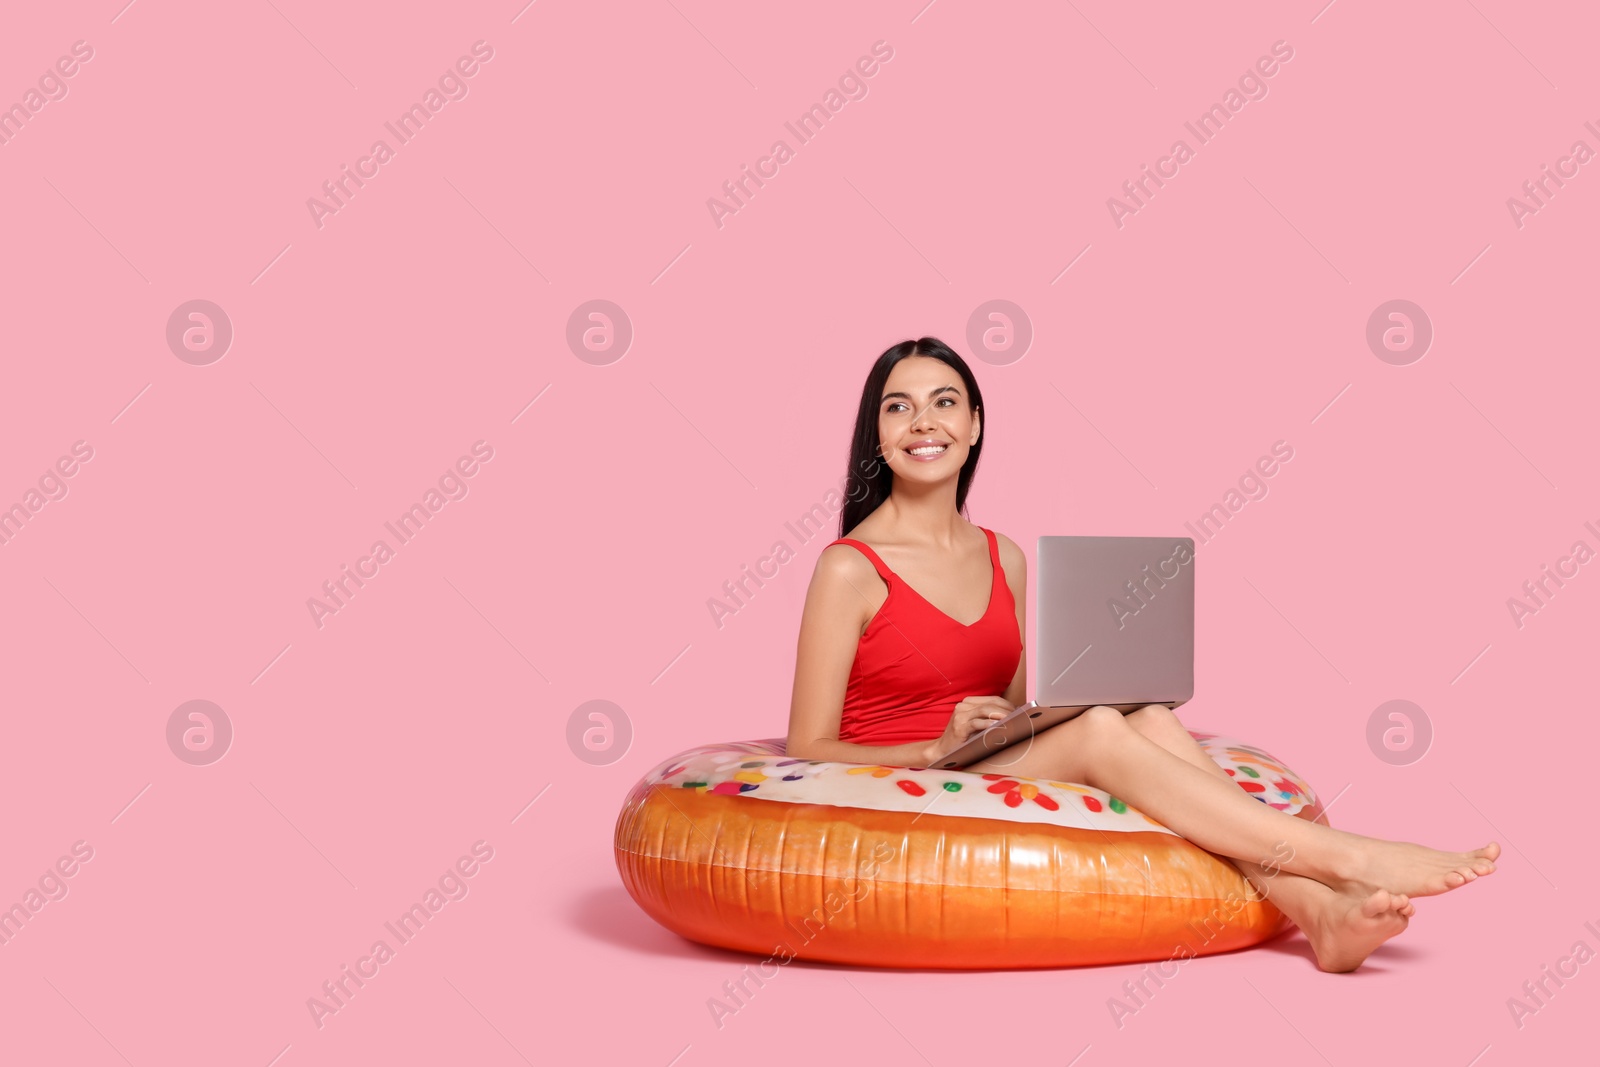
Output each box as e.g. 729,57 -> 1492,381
636,731 -> 1318,837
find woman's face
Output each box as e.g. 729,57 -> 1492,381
876,356 -> 979,479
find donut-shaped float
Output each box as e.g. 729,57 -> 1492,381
614,731 -> 1325,969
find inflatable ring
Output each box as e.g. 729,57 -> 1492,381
614,731 -> 1326,969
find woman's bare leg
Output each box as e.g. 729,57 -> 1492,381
1120,706 -> 1414,972
1121,707 -> 1414,905
964,705 -> 1499,901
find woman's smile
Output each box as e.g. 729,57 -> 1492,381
902,438 -> 950,461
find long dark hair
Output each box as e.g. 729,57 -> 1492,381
838,337 -> 987,538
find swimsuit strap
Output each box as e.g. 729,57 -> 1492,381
828,528 -> 997,588
825,537 -> 896,584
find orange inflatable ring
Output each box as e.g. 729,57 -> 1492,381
614,730 -> 1326,969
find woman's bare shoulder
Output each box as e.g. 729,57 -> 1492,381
813,540 -> 877,587
991,529 -> 1026,565
804,542 -> 878,637
991,529 -> 1027,587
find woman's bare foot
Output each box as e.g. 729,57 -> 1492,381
1303,887 -> 1414,973
1341,838 -> 1500,899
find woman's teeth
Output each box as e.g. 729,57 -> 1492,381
908,445 -> 947,456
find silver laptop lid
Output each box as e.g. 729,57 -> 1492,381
1034,536 -> 1195,708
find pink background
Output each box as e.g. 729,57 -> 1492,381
2,0 -> 1595,1063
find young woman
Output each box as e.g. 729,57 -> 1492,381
785,337 -> 1499,973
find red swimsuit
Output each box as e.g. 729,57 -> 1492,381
826,526 -> 1022,747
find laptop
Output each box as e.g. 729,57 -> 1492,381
926,535 -> 1195,770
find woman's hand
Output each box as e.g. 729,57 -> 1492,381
923,696 -> 1016,764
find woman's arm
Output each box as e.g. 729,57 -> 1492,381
792,734 -> 942,769
997,532 -> 1028,708
785,546 -> 939,766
